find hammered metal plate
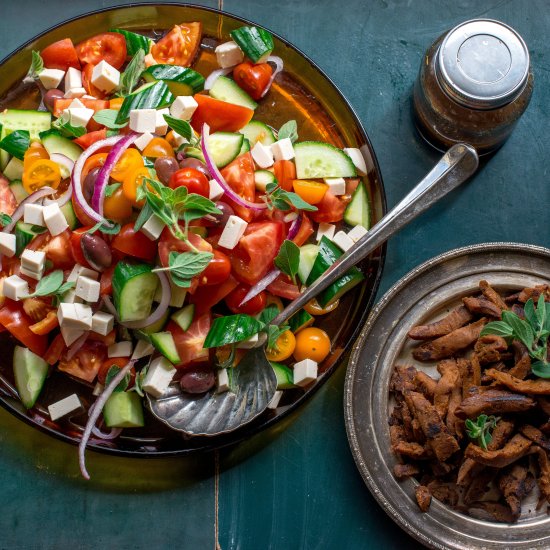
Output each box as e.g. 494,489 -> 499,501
344,242 -> 550,549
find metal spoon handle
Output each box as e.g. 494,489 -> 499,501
273,143 -> 479,326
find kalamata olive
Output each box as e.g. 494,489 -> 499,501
80,232 -> 112,270
179,367 -> 216,394
154,156 -> 179,185
179,157 -> 211,179
83,167 -> 101,203
212,201 -> 234,226
43,89 -> 64,112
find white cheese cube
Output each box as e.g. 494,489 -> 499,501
91,311 -> 114,336
21,249 -> 45,273
267,390 -> 283,410
92,382 -> 104,397
20,266 -> 42,281
131,339 -> 155,360
218,215 -> 248,250
3,157 -> 24,181
251,141 -> 274,169
43,203 -> 69,236
108,341 -> 133,358
208,178 -> 224,201
67,264 -> 98,283
140,214 -> 166,241
142,356 -> 177,398
316,222 -> 336,242
3,275 -> 29,301
171,131 -> 188,148
347,224 -> 368,242
75,275 -> 100,303
66,107 -> 94,128
134,131 -> 154,151
81,94 -> 97,100
68,98 -> 85,109
343,147 -> 367,175
58,303 -> 92,330
60,325 -> 85,346
293,358 -> 318,387
215,41 -> 244,68
63,87 -> 86,99
217,368 -> 230,393
236,333 -> 259,349
129,109 -> 157,133
332,230 -> 354,252
323,177 -> 346,196
24,203 -> 45,226
60,289 -> 82,304
39,68 -> 65,90
73,303 -> 93,329
155,107 -> 170,135
0,233 -> 16,257
170,95 -> 198,120
48,394 -> 82,421
91,60 -> 120,93
64,67 -> 82,91
271,138 -> 295,162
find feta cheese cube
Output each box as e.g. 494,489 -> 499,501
323,177 -> 346,196
48,394 -> 82,421
129,109 -> 157,133
21,249 -> 46,274
68,98 -> 85,109
0,233 -> 16,257
271,138 -> 295,162
215,41 -> 244,68
169,95 -> 198,120
24,203 -> 45,226
236,333 -> 259,349
251,141 -> 274,169
43,203 -> 69,236
171,130 -> 188,148
208,178 -> 224,201
332,230 -> 354,252
155,107 -> 170,135
20,266 -> 42,281
64,67 -> 82,91
140,214 -> 165,241
343,147 -> 367,175
63,87 -> 86,99
347,224 -> 368,242
293,358 -> 318,387
91,60 -> 120,93
108,341 -> 133,358
267,390 -> 283,409
67,264 -> 98,283
134,131 -> 154,151
58,303 -> 92,330
39,68 -> 65,90
75,275 -> 100,303
131,339 -> 155,360
60,289 -> 82,304
217,368 -> 230,393
316,222 -> 336,242
60,325 -> 85,346
92,382 -> 104,397
142,356 -> 177,398
91,311 -> 114,336
65,107 -> 94,128
73,303 -> 93,329
3,275 -> 29,301
218,215 -> 248,250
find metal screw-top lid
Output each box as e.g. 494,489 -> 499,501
436,19 -> 530,110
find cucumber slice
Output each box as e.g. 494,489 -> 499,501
150,332 -> 181,364
230,26 -> 274,64
254,169 -> 276,192
171,304 -> 195,331
209,76 -> 257,110
240,121 -> 276,146
288,309 -> 314,333
116,81 -> 174,123
344,182 -> 371,229
239,138 -> 250,155
184,146 -> 205,163
142,64 -> 205,96
4,158 -> 24,181
298,244 -> 319,284
103,391 -> 144,428
110,29 -> 153,56
294,142 -> 357,179
40,129 -> 82,162
60,201 -> 78,230
9,180 -> 28,202
112,262 -> 158,322
270,362 -> 294,390
14,222 -> 45,256
208,132 -> 244,167
0,109 -> 51,140
13,346 -> 49,409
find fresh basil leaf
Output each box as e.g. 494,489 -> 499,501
480,321 -> 514,339
52,118 -> 86,138
104,183 -> 121,198
118,48 -> 145,96
265,181 -> 278,194
278,120 -> 298,144
524,298 -> 538,333
106,129 -> 120,138
282,190 -> 317,211
26,51 -> 44,79
545,302 -> 550,333
154,251 -> 213,288
105,365 -> 130,392
26,270 -> 64,298
134,202 -> 154,232
57,281 -> 76,295
532,361 -> 550,378
502,310 -> 535,349
266,324 -> 290,351
0,130 -> 30,160
163,115 -> 193,142
87,221 -> 121,235
204,314 -> 264,348
274,240 -> 300,283
259,304 -> 280,325
535,294 -> 547,334
273,198 -> 291,211
0,213 -> 12,227
93,110 -> 128,129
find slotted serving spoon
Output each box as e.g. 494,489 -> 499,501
148,143 -> 479,437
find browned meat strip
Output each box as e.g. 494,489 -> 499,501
446,382 -> 463,438
408,305 -> 473,340
538,397 -> 550,416
533,447 -> 550,504
479,280 -> 509,311
518,284 -> 549,304
455,389 -> 536,419
486,369 -> 550,395
434,359 -> 459,420
390,365 -> 418,393
414,371 -> 437,400
474,335 -> 508,365
393,463 -> 420,479
470,354 -> 482,388
465,433 -> 532,468
458,358 -> 476,399
390,425 -> 431,460
463,295 -> 502,318
415,485 -> 432,512
426,480 -> 459,506
520,425 -> 550,451
498,464 -> 535,519
509,342 -> 531,379
413,319 -> 486,362
468,501 -> 515,523
409,391 -> 460,462
464,467 -> 497,505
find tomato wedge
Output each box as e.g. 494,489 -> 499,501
112,223 -> 158,261
292,213 -> 314,247
53,98 -> 110,118
74,129 -> 108,150
151,22 -> 202,66
167,314 -> 211,368
273,160 -> 296,192
75,32 -> 127,69
267,275 -> 301,300
0,301 -> 48,356
58,341 -> 106,383
0,175 -> 17,216
220,153 -> 256,222
41,38 -> 80,71
191,95 -> 254,133
27,230 -> 74,270
309,191 -> 350,224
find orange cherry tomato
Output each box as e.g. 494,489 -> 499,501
23,142 -> 49,171
109,97 -> 124,110
292,180 -> 328,205
82,152 -> 108,182
304,298 -> 340,316
122,166 -> 150,205
103,186 -> 134,222
22,159 -> 61,193
265,330 -> 296,362
110,148 -> 144,183
293,327 -> 331,363
142,137 -> 175,158
233,61 -> 273,100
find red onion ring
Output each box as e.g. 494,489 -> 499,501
3,186 -> 56,233
286,213 -> 303,241
201,124 -> 267,211
204,67 -> 233,90
44,183 -> 73,207
66,331 -> 89,360
261,56 -> 284,98
91,424 -> 123,440
239,269 -> 281,306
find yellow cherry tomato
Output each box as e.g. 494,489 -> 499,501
304,298 -> 340,316
292,180 -> 328,205
143,137 -> 175,158
109,97 -> 124,110
293,327 -> 331,363
103,186 -> 134,222
122,166 -> 150,206
110,148 -> 144,182
22,159 -> 61,193
265,330 -> 296,362
23,142 -> 49,171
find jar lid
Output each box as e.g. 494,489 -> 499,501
437,19 -> 530,109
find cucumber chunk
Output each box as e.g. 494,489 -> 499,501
344,181 -> 371,229
136,309 -> 170,335
103,391 -> 144,428
239,138 -> 251,154
208,132 -> 244,167
288,309 -> 314,333
142,64 -> 205,96
270,362 -> 294,390
254,169 -> 276,192
13,346 -> 49,409
110,29 -> 153,57
150,332 -> 181,364
230,26 -> 274,64
0,109 -> 51,140
9,180 -> 28,202
240,120 -> 276,146
171,304 -> 195,331
294,142 -> 357,179
116,81 -> 174,123
112,262 -> 158,322
15,222 -> 45,256
209,76 -> 257,110
298,244 -> 319,284
4,158 -> 24,181
60,201 -> 78,230
40,129 -> 82,162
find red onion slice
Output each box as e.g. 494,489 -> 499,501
204,67 -> 233,90
91,425 -> 123,440
3,186 -> 56,233
286,213 -> 303,241
50,153 -> 75,178
44,183 -> 73,207
201,124 -> 267,211
261,56 -> 284,98
239,269 -> 281,306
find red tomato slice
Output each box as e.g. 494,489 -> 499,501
310,191 -> 350,224
220,153 -> 256,222
74,128 -> 108,149
151,22 -> 202,66
230,221 -> 284,285
58,341 -> 106,383
273,160 -> 296,192
167,314 -> 211,368
27,230 -> 75,270
41,38 -> 81,71
189,275 -> 239,316
75,32 -> 127,69
100,265 -> 115,296
112,223 -> 158,261
0,175 -> 17,216
191,95 -> 254,133
292,213 -> 314,246
0,301 -> 48,356
267,274 -> 301,300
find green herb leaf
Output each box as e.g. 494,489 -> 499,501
153,251 -> 213,287
480,321 -> 514,339
93,109 -> 128,129
465,414 -> 499,451
259,304 -> 280,325
0,213 -> 12,227
104,183 -> 121,198
163,115 -> 194,143
0,130 -> 30,160
105,365 -> 130,392
266,324 -> 290,351
118,48 -> 146,97
106,129 -> 120,138
134,202 -> 154,232
502,310 -> 535,350
204,314 -> 264,348
531,361 -> 550,378
87,221 -> 121,235
274,240 -> 300,284
265,183 -> 317,212
24,270 -> 75,299
131,366 -> 147,397
278,120 -> 298,143
52,118 -> 86,139
26,51 -> 44,79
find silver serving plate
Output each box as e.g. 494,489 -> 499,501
344,242 -> 550,549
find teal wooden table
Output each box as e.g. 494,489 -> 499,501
1,1 -> 548,549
